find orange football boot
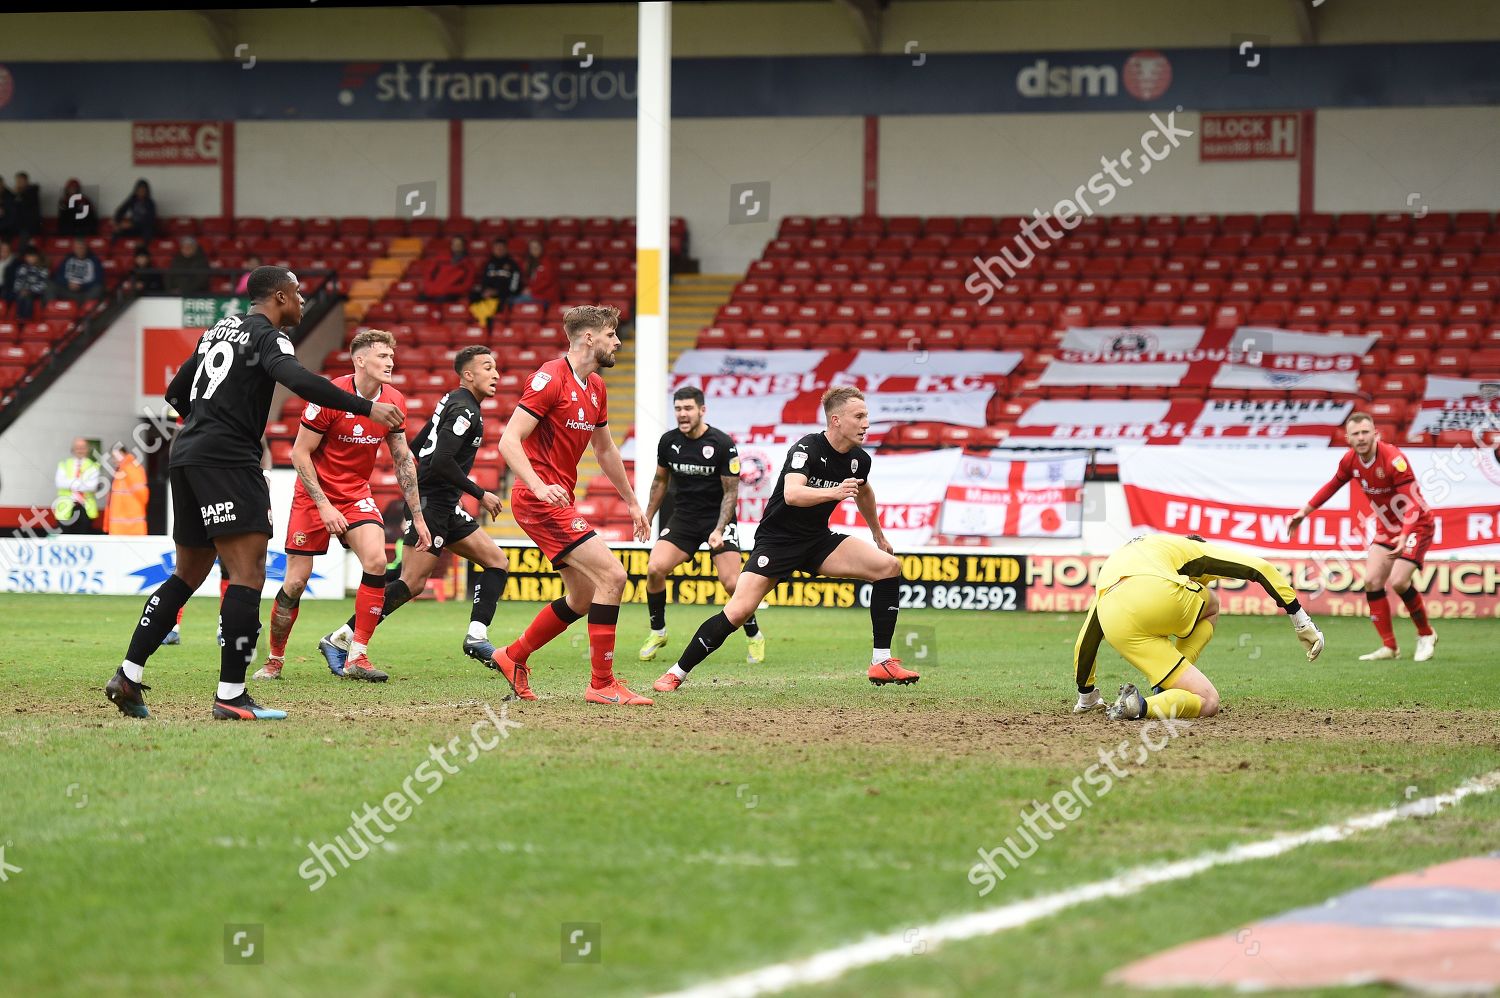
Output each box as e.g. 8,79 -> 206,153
867,657 -> 920,686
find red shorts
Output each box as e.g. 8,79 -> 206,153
1372,518 -> 1435,568
512,487 -> 596,566
285,491 -> 383,555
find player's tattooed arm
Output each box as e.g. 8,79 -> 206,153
715,475 -> 739,533
387,430 -> 422,510
645,465 -> 670,523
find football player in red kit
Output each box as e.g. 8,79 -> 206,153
1287,412 -> 1437,662
255,329 -> 430,682
489,304 -> 653,705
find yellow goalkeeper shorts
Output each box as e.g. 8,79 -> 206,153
1095,575 -> 1207,688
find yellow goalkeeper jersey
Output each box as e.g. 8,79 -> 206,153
1096,533 -> 1297,606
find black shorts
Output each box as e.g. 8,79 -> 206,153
660,516 -> 740,556
742,530 -> 849,582
405,495 -> 480,554
170,465 -> 273,548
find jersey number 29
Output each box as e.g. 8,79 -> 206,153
191,340 -> 235,402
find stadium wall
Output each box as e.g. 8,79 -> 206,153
2,1 -> 1495,61
6,107 -> 1498,274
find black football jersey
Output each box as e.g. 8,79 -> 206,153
656,425 -> 739,523
168,313 -> 301,468
410,387 -> 484,504
759,432 -> 872,542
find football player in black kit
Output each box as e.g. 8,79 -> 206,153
638,387 -> 766,665
653,386 -> 919,692
319,345 -> 512,675
104,266 -> 405,720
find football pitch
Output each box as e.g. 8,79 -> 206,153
1,592 -> 1495,997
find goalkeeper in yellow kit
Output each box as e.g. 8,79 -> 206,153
1072,533 -> 1325,720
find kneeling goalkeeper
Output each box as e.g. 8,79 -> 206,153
1072,533 -> 1325,720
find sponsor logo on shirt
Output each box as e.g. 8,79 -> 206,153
672,463 -> 716,476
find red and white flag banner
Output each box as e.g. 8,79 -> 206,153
1408,376 -> 1500,437
1039,327 -> 1375,392
671,348 -> 1021,432
1007,398 -> 1351,447
939,452 -> 1087,538
1120,446 -> 1500,555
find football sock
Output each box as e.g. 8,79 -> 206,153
587,603 -> 619,689
1367,589 -> 1397,648
1398,585 -> 1433,636
1145,688 -> 1203,720
870,576 -> 900,654
647,587 -> 667,632
668,664 -> 687,680
216,682 -> 245,701
125,574 -> 192,671
743,614 -> 760,638
268,586 -> 300,658
470,565 -> 508,629
352,571 -> 386,648
508,597 -> 583,664
1176,619 -> 1214,664
218,584 -> 262,687
872,647 -> 891,665
676,611 -> 739,674
345,579 -> 412,631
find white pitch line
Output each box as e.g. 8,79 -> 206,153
653,770 -> 1500,998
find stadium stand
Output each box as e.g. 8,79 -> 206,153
703,211 -> 1500,450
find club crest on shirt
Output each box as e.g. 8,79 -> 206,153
851,458 -> 859,474
1376,467 -> 1386,479
703,445 -> 715,459
531,371 -> 552,392
590,393 -> 598,406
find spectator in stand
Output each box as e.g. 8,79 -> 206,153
12,245 -> 51,320
55,437 -> 105,534
124,247 -> 165,295
0,177 -> 17,244
105,442 -> 150,536
57,178 -> 99,237
422,235 -> 477,302
236,254 -> 262,295
112,179 -> 158,244
165,235 -> 211,295
513,238 -> 557,310
472,237 -> 522,314
0,240 -> 17,313
12,173 -> 42,244
53,238 -> 105,304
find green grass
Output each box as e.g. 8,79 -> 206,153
0,593 -> 1495,997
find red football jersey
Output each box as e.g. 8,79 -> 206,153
297,375 -> 406,503
514,357 -> 607,496
1308,440 -> 1432,535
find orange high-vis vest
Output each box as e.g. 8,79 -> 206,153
106,454 -> 148,535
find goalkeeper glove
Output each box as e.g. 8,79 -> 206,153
1295,622 -> 1325,662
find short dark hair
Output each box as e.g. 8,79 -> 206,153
1346,411 -> 1374,427
673,386 -> 705,407
247,265 -> 295,303
454,345 -> 492,374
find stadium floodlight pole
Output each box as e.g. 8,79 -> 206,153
634,0 -> 672,516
